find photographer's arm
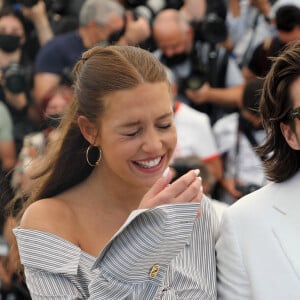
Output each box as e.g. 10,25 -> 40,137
228,0 -> 241,18
21,0 -> 54,46
186,83 -> 244,108
33,72 -> 61,108
0,140 -> 16,172
0,104 -> 16,171
117,11 -> 151,46
180,0 -> 206,22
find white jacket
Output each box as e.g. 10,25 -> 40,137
216,171 -> 300,300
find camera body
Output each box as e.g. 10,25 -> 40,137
2,62 -> 27,94
180,13 -> 228,92
192,13 -> 227,45
235,183 -> 261,197
181,64 -> 208,91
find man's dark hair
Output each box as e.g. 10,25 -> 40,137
276,5 -> 300,32
257,40 -> 300,182
242,78 -> 264,115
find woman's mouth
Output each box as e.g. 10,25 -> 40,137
134,156 -> 163,169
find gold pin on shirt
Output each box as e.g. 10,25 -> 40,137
149,264 -> 160,278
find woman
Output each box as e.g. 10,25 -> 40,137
12,45 -> 218,299
11,83 -> 73,196
0,8 -> 40,154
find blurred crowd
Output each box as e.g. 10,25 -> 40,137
0,0 -> 299,297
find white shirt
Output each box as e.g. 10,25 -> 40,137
14,197 -> 218,299
213,113 -> 266,185
173,102 -> 220,162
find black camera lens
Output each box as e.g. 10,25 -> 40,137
186,74 -> 205,90
3,62 -> 26,94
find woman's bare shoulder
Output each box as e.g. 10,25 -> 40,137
20,196 -> 79,245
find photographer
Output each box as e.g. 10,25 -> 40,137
0,8 -> 40,154
213,78 -> 268,204
0,169 -> 31,299
152,8 -> 244,125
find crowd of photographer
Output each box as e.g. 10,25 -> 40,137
0,0 -> 299,297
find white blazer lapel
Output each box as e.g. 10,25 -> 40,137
272,172 -> 300,280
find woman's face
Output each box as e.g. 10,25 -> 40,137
0,15 -> 25,39
98,82 -> 177,188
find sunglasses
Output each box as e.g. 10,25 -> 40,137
288,107 -> 300,120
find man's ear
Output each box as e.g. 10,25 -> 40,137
78,115 -> 99,145
280,121 -> 300,150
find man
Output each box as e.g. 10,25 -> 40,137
226,0 -> 276,69
33,0 -> 150,107
213,78 -> 267,204
152,9 -> 244,125
0,101 -> 16,173
243,4 -> 300,81
165,67 -> 223,183
216,40 -> 300,299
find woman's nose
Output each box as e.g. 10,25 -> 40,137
142,129 -> 163,153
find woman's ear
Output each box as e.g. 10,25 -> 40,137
78,115 -> 99,145
280,121 -> 300,150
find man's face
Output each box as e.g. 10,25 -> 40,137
93,14 -> 125,45
288,76 -> 300,147
280,76 -> 300,150
153,23 -> 192,60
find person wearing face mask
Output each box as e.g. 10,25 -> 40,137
33,0 -> 154,109
11,83 -> 73,197
212,78 -> 268,204
0,7 -> 40,155
152,8 -> 245,125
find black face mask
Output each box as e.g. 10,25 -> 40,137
108,27 -> 126,44
0,34 -> 21,53
162,52 -> 189,67
107,15 -> 126,45
44,114 -> 62,129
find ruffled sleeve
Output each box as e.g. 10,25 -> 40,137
14,228 -> 94,299
89,202 -> 200,299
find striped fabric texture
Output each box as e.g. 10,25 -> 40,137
14,196 -> 218,299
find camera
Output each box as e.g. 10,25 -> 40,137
2,62 -> 27,94
235,183 -> 261,197
182,64 -> 208,90
191,13 -> 228,45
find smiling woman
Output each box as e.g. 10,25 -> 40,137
10,45 -> 218,299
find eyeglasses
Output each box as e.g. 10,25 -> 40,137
288,107 -> 300,120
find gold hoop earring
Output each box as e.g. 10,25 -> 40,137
86,145 -> 102,167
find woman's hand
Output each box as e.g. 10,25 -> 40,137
139,168 -> 203,217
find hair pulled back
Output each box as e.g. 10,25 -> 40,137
22,45 -> 168,210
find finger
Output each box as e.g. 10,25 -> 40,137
166,169 -> 200,199
139,167 -> 173,208
172,175 -> 202,204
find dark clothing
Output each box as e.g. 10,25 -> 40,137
0,276 -> 31,300
34,30 -> 86,77
159,41 -> 234,124
0,50 -> 38,154
248,37 -> 286,77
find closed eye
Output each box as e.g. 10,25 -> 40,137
158,123 -> 172,129
124,128 -> 141,137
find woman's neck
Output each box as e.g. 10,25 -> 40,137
81,168 -> 147,214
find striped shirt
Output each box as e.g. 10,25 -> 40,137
14,196 -> 218,299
